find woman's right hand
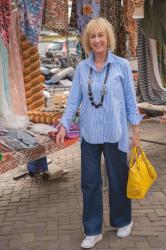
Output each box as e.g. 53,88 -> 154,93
56,125 -> 66,148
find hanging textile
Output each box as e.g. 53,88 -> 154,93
100,0 -> 125,57
0,38 -> 28,128
149,39 -> 166,92
149,38 -> 166,91
140,0 -> 166,44
0,39 -> 11,112
136,21 -> 166,105
16,0 -> 44,45
69,0 -> 77,29
123,0 -> 137,57
43,0 -> 68,33
77,0 -> 100,35
0,0 -> 11,47
20,34 -> 45,111
8,10 -> 27,116
157,42 -> 166,88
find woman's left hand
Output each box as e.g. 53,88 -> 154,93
131,125 -> 140,148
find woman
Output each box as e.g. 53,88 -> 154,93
56,17 -> 143,249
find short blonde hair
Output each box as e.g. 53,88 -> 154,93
82,17 -> 116,55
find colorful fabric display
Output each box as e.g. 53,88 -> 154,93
100,0 -> 126,57
0,0 -> 11,47
16,0 -> 44,45
8,10 -> 27,116
0,37 -> 28,129
123,0 -> 137,57
77,0 -> 100,35
20,35 -> 45,111
43,0 -> 68,33
65,123 -> 80,139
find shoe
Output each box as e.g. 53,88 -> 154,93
117,221 -> 133,238
81,234 -> 103,249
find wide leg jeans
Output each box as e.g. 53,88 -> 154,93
81,138 -> 131,236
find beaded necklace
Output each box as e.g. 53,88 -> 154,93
87,63 -> 110,108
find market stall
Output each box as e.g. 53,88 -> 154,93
1,0 -> 166,175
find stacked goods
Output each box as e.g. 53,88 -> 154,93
28,110 -> 63,125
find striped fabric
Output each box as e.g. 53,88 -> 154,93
137,21 -> 166,105
20,35 -> 45,111
61,51 -> 143,153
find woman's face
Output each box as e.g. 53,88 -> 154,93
89,28 -> 108,56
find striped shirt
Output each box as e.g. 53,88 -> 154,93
61,51 -> 143,152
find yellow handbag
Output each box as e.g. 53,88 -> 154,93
127,146 -> 157,199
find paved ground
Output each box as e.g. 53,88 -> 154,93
0,120 -> 166,250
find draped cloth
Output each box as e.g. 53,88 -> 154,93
16,0 -> 44,45
8,10 -> 27,116
0,0 -> 11,47
140,0 -> 166,45
157,42 -> 166,88
69,0 -> 77,29
76,0 -> 100,35
0,39 -> 11,113
100,0 -> 125,57
0,38 -> 28,129
43,0 -> 68,33
137,21 -> 166,105
123,0 -> 137,57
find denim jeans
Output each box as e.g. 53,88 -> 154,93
81,138 -> 131,236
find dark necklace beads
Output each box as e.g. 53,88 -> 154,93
87,63 -> 110,108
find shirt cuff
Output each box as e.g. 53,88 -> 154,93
128,113 -> 144,125
60,117 -> 70,131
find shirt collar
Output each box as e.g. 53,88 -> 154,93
87,50 -> 116,71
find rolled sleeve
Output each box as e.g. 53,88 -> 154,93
122,61 -> 144,125
60,65 -> 82,130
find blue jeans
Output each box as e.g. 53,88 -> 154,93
81,138 -> 131,236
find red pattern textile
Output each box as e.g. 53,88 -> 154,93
0,0 -> 11,47
0,138 -> 79,173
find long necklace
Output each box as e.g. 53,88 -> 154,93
87,63 -> 110,108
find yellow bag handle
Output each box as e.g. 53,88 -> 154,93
129,146 -> 139,168
130,146 -> 145,168
130,146 -> 156,178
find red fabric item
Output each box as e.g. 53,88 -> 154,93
0,137 -> 79,174
0,0 -> 11,47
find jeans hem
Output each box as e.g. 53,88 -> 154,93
84,231 -> 102,236
110,220 -> 132,228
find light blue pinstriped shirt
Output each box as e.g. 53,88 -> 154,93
61,51 -> 144,153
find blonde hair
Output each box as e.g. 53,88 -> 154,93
82,17 -> 116,55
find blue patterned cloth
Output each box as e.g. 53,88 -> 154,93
77,0 -> 100,35
16,0 -> 44,45
61,51 -> 143,153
